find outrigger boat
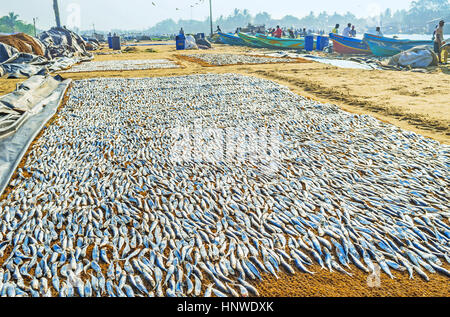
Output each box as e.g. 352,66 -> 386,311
237,33 -> 273,48
329,33 -> 371,55
363,33 -> 434,57
217,32 -> 247,46
255,34 -> 306,49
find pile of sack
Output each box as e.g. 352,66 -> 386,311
386,45 -> 438,68
39,27 -> 92,58
0,27 -> 93,78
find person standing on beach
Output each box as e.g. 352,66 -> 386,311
342,23 -> 352,37
350,26 -> 356,37
289,29 -> 295,38
332,24 -> 340,34
434,20 -> 445,64
274,26 -> 283,38
375,27 -> 383,36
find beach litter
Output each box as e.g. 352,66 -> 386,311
0,73 -> 448,297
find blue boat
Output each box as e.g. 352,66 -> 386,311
329,33 -> 371,55
363,33 -> 434,57
217,32 -> 247,46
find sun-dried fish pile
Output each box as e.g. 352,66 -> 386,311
0,74 -> 449,297
61,59 -> 179,73
180,53 -> 302,66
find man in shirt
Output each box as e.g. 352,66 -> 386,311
274,26 -> 283,38
434,20 -> 445,64
342,23 -> 352,37
350,26 -> 357,37
332,24 -> 340,34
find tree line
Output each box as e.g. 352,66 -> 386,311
146,0 -> 449,35
1,0 -> 448,37
0,12 -> 35,35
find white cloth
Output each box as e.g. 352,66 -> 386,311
184,35 -> 198,50
342,27 -> 351,37
396,47 -> 435,68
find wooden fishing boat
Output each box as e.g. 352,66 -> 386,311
217,32 -> 247,46
329,33 -> 371,55
237,33 -> 273,48
363,33 -> 434,57
255,34 -> 305,49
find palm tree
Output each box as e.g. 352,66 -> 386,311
53,0 -> 61,28
5,12 -> 19,32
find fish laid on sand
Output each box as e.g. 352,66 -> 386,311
180,53 -> 303,66
61,59 -> 179,73
0,74 -> 448,297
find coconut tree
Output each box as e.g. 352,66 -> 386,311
53,0 -> 61,28
5,12 -> 19,32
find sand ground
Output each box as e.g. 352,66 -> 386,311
0,42 -> 449,297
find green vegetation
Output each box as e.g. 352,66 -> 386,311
0,12 -> 35,35
146,0 -> 449,35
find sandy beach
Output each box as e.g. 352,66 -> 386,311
0,42 -> 449,297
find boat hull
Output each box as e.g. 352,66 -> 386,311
363,34 -> 434,57
329,33 -> 371,55
218,32 -> 247,46
255,34 -> 305,49
237,33 -> 272,48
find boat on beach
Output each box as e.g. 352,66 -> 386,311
363,33 -> 434,57
217,32 -> 247,46
329,33 -> 371,55
237,32 -> 273,48
255,34 -> 305,49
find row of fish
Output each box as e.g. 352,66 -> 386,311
61,59 -> 180,73
182,53 -> 299,66
0,74 -> 449,297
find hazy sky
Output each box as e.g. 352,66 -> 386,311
1,0 -> 416,31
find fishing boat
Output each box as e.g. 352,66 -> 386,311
237,33 -> 273,48
363,33 -> 434,57
329,33 -> 371,55
217,32 -> 247,46
255,34 -> 305,49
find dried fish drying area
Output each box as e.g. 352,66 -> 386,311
177,53 -> 310,67
0,74 -> 449,298
60,59 -> 180,73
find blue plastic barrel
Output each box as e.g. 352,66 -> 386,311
316,36 -> 329,51
322,36 -> 329,49
111,36 -> 121,50
316,36 -> 323,50
107,36 -> 113,49
305,36 -> 314,51
176,35 -> 185,50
